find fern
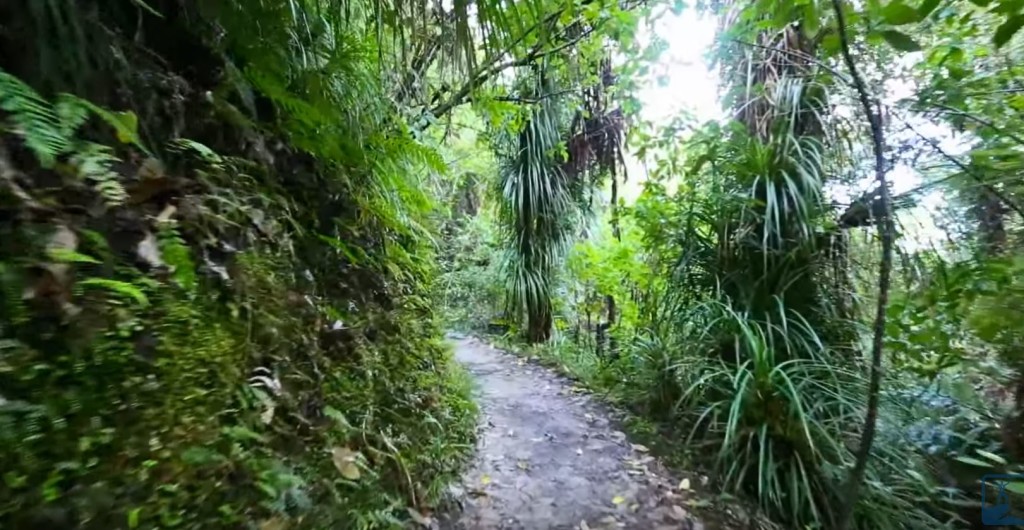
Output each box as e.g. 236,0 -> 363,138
66,95 -> 150,154
157,222 -> 197,293
0,70 -> 77,167
78,278 -> 149,307
0,69 -> 137,207
168,138 -> 225,170
70,143 -> 128,207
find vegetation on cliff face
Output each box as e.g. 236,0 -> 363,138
6,0 -> 1024,528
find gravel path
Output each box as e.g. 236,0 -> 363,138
439,336 -> 707,530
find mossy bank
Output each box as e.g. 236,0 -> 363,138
0,1 -> 476,528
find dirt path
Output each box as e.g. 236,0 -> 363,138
439,336 -> 706,530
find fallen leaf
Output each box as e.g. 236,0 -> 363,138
261,404 -> 275,424
517,460 -> 530,470
612,495 -> 626,505
481,474 -> 492,485
584,413 -> 594,421
406,507 -> 432,526
679,478 -> 691,491
259,517 -> 288,530
631,444 -> 649,453
331,447 -> 360,480
136,232 -> 164,268
669,505 -> 688,521
155,204 -> 177,223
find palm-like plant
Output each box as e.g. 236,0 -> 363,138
629,1 -> 948,527
495,80 -> 577,342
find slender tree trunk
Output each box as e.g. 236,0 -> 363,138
601,174 -> 620,357
831,1 -> 896,528
527,299 -> 553,343
976,188 -> 1008,254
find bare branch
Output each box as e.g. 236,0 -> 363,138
894,112 -> 1024,221
829,1 -> 895,528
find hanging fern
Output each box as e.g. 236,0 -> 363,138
70,142 -> 128,207
0,69 -> 145,207
0,70 -> 81,167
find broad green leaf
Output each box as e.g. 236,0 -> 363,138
822,33 -> 841,54
47,248 -> 101,264
954,455 -> 993,467
1006,482 -> 1024,495
880,29 -> 923,51
994,15 -> 1024,48
977,449 -> 1007,465
79,278 -> 149,307
918,0 -> 942,17
882,2 -> 923,24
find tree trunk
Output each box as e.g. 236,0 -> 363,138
527,300 -> 552,343
975,188 -> 1008,255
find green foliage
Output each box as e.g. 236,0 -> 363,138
494,89 -> 579,343
437,213 -> 505,331
1,0 -> 483,525
0,69 -> 138,206
0,71 -> 86,166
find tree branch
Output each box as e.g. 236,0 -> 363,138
830,1 -> 895,528
730,38 -> 852,85
494,88 -> 576,104
921,101 -> 1024,146
425,23 -> 598,119
894,112 -> 1024,221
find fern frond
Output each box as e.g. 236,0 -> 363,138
168,138 -> 225,169
77,277 -> 149,307
62,95 -> 150,155
71,142 -> 128,207
0,70 -> 73,167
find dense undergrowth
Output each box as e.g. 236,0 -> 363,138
438,1 -> 1024,529
0,1 -> 479,528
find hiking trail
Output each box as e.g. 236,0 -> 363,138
438,336 -> 712,530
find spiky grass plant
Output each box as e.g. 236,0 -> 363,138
662,301 -> 956,529
494,83 -> 578,343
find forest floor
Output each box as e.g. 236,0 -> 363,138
437,336 -> 734,530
